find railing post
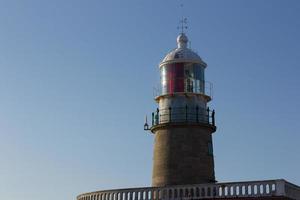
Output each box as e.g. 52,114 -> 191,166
152,112 -> 154,126
196,106 -> 199,123
185,105 -> 188,122
168,107 -> 172,122
156,108 -> 159,125
212,110 -> 215,126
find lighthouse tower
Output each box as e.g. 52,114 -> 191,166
77,20 -> 300,200
145,32 -> 217,187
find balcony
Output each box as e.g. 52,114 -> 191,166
144,106 -> 215,131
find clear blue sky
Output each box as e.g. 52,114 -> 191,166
0,0 -> 300,200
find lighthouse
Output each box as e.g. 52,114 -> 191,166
77,20 -> 300,200
145,31 -> 216,187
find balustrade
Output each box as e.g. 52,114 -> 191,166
77,179 -> 300,200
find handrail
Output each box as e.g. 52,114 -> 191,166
150,106 -> 215,127
77,179 -> 300,200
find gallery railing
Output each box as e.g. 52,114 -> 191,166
150,106 -> 215,127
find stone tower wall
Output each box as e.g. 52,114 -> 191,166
152,125 -> 215,187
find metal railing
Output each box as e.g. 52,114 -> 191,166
77,179 -> 300,200
150,106 -> 215,127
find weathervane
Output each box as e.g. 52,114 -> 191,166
178,17 -> 188,34
177,4 -> 188,33
177,3 -> 188,33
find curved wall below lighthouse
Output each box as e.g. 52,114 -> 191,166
158,94 -> 207,110
152,125 -> 215,187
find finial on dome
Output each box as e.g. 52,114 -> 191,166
175,3 -> 189,48
177,33 -> 188,48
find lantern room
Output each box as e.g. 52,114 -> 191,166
158,33 -> 211,100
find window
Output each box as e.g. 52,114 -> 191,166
160,63 -> 205,94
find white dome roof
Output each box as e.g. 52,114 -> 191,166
159,33 -> 206,67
